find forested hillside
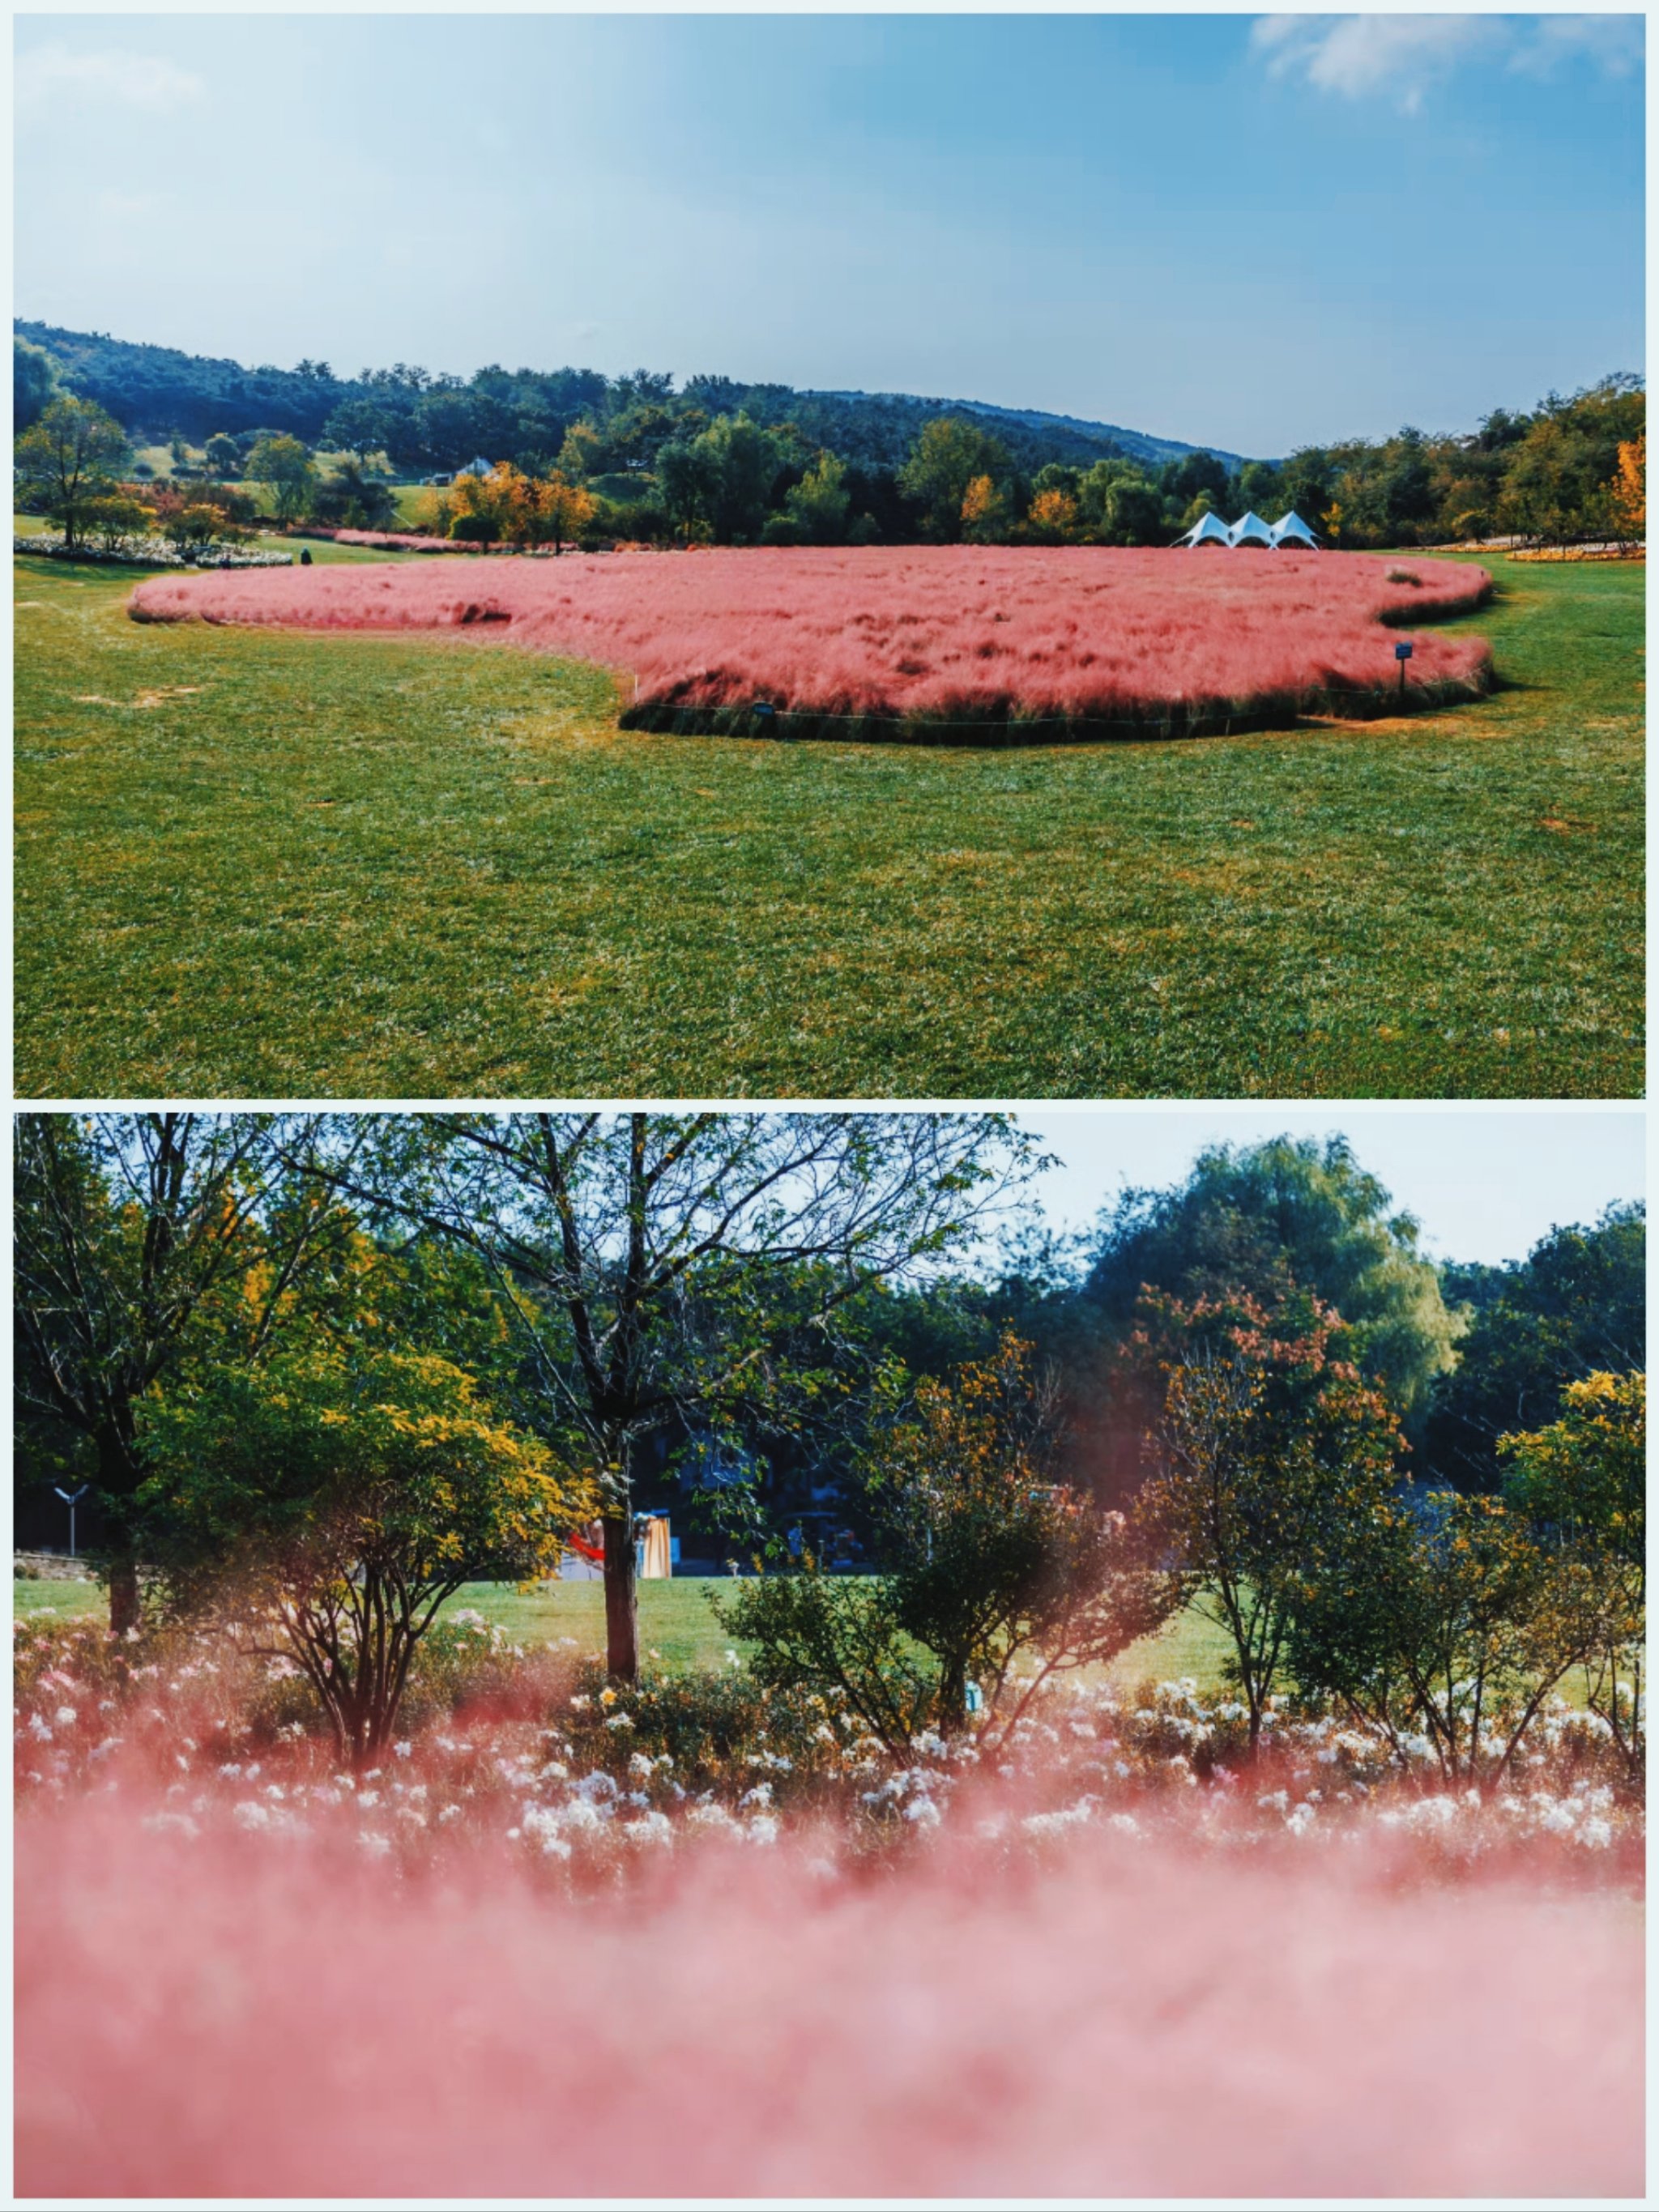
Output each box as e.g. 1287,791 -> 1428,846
13,319 -> 1239,475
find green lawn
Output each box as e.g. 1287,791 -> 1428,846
14,550 -> 1641,1098
12,1568 -> 1236,1689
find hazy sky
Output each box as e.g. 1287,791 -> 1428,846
1013,1106 -> 1644,1267
14,13 -> 1644,454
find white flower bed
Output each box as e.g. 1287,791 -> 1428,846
15,532 -> 292,569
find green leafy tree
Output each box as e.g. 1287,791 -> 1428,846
898,416 -> 1013,541
1502,1370 -> 1644,1775
1102,475 -> 1164,545
1051,1136 -> 1461,1502
14,337 -> 61,432
12,1113 -> 365,1631
1286,1489 -> 1604,1784
14,395 -> 131,549
723,1334 -> 1171,1752
1137,1290 -> 1405,1752
83,492 -> 157,553
245,432 -> 318,525
203,433 -> 242,477
312,1111 -> 1033,1681
783,450 -> 852,543
138,1343 -> 594,1762
1423,1204 -> 1644,1491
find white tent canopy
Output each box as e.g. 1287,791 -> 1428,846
1229,510 -> 1275,548
1269,509 -> 1320,548
1175,508 -> 1321,550
1174,511 -> 1234,548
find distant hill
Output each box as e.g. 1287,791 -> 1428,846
809,390 -> 1247,471
15,318 -> 1252,474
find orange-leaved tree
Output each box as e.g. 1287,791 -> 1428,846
1609,433 -> 1644,542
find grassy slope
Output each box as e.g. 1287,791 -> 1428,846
11,1570 -> 1239,1689
15,551 -> 1641,1098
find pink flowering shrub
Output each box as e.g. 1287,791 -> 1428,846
126,546 -> 1494,735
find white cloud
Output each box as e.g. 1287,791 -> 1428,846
1252,14 -> 1642,114
1510,15 -> 1644,80
16,44 -> 207,115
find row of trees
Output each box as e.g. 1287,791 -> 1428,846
23,332 -> 1640,552
15,1117 -> 1644,1770
728,1306 -> 1642,1784
11,395 -> 408,552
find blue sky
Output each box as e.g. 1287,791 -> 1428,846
14,14 -> 1644,454
1013,1106 -> 1644,1266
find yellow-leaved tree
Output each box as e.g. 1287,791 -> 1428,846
1026,487 -> 1079,543
139,1341 -> 598,1762
1609,433 -> 1644,542
535,469 -> 597,555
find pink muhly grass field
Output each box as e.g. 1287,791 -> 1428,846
326,526 -> 490,554
127,545 -> 1495,739
16,1801 -> 1642,2201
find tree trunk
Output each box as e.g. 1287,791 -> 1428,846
603,1513 -> 639,1682
97,1429 -> 143,1637
107,1554 -> 141,1638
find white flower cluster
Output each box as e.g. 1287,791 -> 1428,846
15,533 -> 292,569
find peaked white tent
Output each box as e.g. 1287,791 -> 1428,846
1269,509 -> 1320,549
1229,511 -> 1275,548
1174,511 -> 1234,548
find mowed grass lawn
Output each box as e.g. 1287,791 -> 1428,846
14,548 -> 1641,1098
13,1569 -> 1239,1690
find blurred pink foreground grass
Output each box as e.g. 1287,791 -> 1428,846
127,545 -> 1495,733
18,1800 -> 1640,2200
17,1617 -> 1640,2196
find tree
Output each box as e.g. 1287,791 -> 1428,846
723,1334 -> 1170,1753
1102,475 -> 1163,546
1286,1488 -> 1602,1784
138,1342 -> 591,1762
13,1114 -> 365,1631
898,417 -> 1013,541
321,398 -> 395,464
1024,486 -> 1078,543
319,1112 -> 1032,1681
310,455 -> 397,532
1158,450 -> 1231,509
783,450 -> 852,543
1137,1291 -> 1404,1751
1502,1370 -> 1644,1775
1422,1204 -> 1644,1491
1051,1136 -> 1461,1501
533,470 -> 596,554
14,396 -> 131,549
245,433 -> 317,525
1610,433 -> 1644,543
83,492 -> 156,554
204,433 -> 243,478
14,336 -> 60,432
960,472 -> 1014,543
557,420 -> 608,480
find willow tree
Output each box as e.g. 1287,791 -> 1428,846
321,1111 -> 1033,1681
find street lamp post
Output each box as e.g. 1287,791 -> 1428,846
53,1484 -> 89,1560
